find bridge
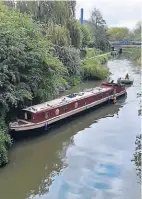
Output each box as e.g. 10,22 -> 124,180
110,40 -> 141,49
110,40 -> 141,53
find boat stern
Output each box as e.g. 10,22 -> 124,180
9,120 -> 34,131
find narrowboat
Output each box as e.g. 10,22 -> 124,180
9,82 -> 126,132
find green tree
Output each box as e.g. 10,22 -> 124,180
4,1 -> 76,25
3,0 -> 15,8
0,127 -> 12,166
50,1 -> 70,26
107,27 -> 130,41
132,21 -> 141,41
0,2 -> 67,121
89,8 -> 110,51
47,20 -> 71,46
54,46 -> 81,78
67,1 -> 76,17
81,25 -> 91,47
67,19 -> 83,48
4,1 -> 84,49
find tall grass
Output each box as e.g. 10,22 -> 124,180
81,57 -> 110,80
85,48 -> 103,58
81,48 -> 111,80
0,126 -> 12,166
123,48 -> 141,66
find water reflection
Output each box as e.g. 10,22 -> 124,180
97,163 -> 120,177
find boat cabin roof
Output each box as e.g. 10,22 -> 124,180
23,86 -> 112,113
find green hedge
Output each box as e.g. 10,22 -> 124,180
0,126 -> 12,166
123,48 -> 141,66
81,57 -> 110,80
85,48 -> 103,58
95,53 -> 112,64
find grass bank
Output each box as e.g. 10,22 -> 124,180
95,52 -> 112,64
123,48 -> 141,66
0,121 -> 12,167
81,48 -> 111,80
131,134 -> 141,183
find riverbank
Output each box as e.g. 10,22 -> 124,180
132,134 -> 141,183
0,128 -> 12,167
81,48 -> 111,80
123,48 -> 141,66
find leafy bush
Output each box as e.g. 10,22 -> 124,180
123,48 -> 141,66
85,48 -> 102,58
131,134 -> 141,183
80,25 -> 91,47
0,3 -> 67,106
0,124 -> 12,166
96,53 -> 112,64
47,20 -> 71,46
53,45 -> 81,85
67,19 -> 83,48
81,57 -> 110,80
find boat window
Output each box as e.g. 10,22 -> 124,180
19,110 -> 32,121
25,112 -> 27,120
64,105 -> 68,112
55,109 -> 60,115
75,102 -> 78,108
45,112 -> 48,119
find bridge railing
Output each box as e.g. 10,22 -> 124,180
110,41 -> 141,45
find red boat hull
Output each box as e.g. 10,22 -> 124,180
9,83 -> 126,132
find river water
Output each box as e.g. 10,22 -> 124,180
0,58 -> 141,199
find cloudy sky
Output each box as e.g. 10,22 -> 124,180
76,0 -> 142,29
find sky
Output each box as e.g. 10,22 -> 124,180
76,0 -> 142,29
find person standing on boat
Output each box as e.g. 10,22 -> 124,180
125,73 -> 129,79
117,77 -> 121,85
